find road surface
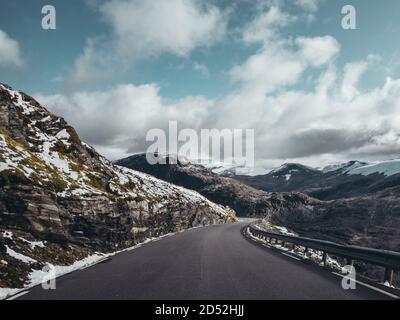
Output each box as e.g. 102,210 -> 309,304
19,223 -> 391,300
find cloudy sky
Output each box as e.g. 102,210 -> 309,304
1,0 -> 400,170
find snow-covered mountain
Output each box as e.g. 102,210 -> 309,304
346,159 -> 400,177
0,83 -> 235,291
231,159 -> 400,200
322,160 -> 368,174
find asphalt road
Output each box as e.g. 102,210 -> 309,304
19,223 -> 390,300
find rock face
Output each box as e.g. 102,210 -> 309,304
116,154 -> 318,218
0,84 -> 235,289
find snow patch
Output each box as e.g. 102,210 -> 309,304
2,231 -> 13,240
19,238 -> 45,250
6,246 -> 37,264
347,159 -> 400,177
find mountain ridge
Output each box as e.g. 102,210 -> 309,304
115,153 -> 318,218
232,159 -> 400,200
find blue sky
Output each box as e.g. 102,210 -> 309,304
1,0 -> 400,167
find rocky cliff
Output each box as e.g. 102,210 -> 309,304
0,84 -> 235,289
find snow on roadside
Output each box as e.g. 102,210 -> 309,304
247,226 -> 342,271
28,254 -> 106,288
0,253 -> 107,300
0,288 -> 20,300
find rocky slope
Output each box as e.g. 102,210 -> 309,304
116,154 -> 319,218
0,83 -> 236,290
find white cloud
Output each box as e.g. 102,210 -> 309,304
67,0 -> 227,89
341,61 -> 368,101
66,38 -> 110,88
0,30 -> 24,68
36,60 -> 400,164
242,6 -> 295,44
230,43 -> 305,94
296,36 -> 340,66
36,59 -> 400,165
230,36 -> 339,94
101,0 -> 227,58
295,0 -> 319,12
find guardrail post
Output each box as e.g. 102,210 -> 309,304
322,252 -> 327,266
384,268 -> 394,286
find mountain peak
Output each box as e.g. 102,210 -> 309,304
322,160 -> 368,173
270,163 -> 320,175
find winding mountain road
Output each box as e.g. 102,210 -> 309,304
19,223 -> 391,300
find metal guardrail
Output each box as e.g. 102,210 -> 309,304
248,225 -> 400,285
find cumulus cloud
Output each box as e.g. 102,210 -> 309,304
0,30 -> 24,68
294,0 -> 319,12
230,35 -> 339,94
100,0 -> 227,58
35,57 -> 400,164
66,38 -> 110,89
296,36 -> 340,66
340,61 -> 368,100
242,6 -> 295,44
230,43 -> 305,94
66,0 -> 227,88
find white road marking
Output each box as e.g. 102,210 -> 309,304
6,291 -> 30,300
332,272 -> 400,299
281,252 -> 301,261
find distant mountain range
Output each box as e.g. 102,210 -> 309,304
230,160 -> 400,200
